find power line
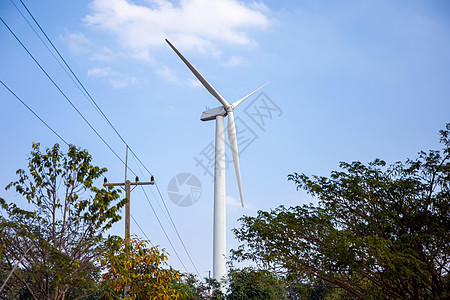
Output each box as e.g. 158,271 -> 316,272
128,149 -> 202,276
4,2 -> 203,276
19,0 -> 197,247
130,149 -> 204,275
130,154 -> 171,221
130,213 -> 155,247
139,186 -> 190,273
154,180 -> 202,276
7,0 -> 104,117
1,80 -> 161,259
2,16 -> 194,272
129,152 -> 201,277
0,80 -> 175,275
1,80 -> 69,146
16,0 -> 128,151
0,16 -> 128,175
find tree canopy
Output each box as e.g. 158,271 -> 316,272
99,235 -> 183,299
0,143 -> 126,299
227,267 -> 287,300
232,124 -> 450,299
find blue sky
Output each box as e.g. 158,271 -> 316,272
1,0 -> 449,276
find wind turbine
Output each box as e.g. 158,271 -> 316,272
166,39 -> 267,284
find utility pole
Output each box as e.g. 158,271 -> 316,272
207,271 -> 212,299
103,146 -> 155,239
202,271 -> 217,299
103,146 -> 154,297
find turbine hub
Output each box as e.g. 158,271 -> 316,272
226,104 -> 234,112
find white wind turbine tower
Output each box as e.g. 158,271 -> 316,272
166,39 -> 267,283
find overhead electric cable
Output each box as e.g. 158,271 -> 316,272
2,15 -> 197,275
0,81 -> 168,268
14,0 -> 157,194
7,0 -> 104,116
0,17 -> 128,172
139,186 -> 190,273
17,0 -> 126,145
6,2 -> 203,275
130,153 -> 170,221
129,149 -> 202,276
0,81 -> 184,271
18,0 -> 195,227
154,181 -> 202,276
130,213 -> 155,247
129,152 -> 202,276
128,150 -> 199,252
1,80 -> 69,146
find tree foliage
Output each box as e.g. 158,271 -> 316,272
227,267 -> 287,300
176,273 -> 223,300
232,125 -> 450,299
175,274 -> 205,300
0,143 -> 126,299
99,235 -> 182,299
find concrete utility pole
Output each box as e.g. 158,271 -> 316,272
103,146 -> 154,239
103,146 -> 154,297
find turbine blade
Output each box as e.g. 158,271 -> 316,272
165,39 -> 230,108
232,82 -> 269,108
227,111 -> 244,208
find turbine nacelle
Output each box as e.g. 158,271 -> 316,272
201,106 -> 227,122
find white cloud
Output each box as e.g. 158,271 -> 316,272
110,76 -> 139,89
156,65 -> 181,84
60,32 -> 92,54
87,67 -> 119,78
186,78 -> 202,88
249,1 -> 269,12
89,47 -> 119,62
221,55 -> 244,67
87,67 -> 138,89
227,195 -> 254,209
156,65 -> 202,87
83,0 -> 270,59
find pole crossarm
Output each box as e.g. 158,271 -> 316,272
104,181 -> 154,187
103,180 -> 155,241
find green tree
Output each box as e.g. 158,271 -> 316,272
174,273 -> 225,300
176,273 -> 207,300
227,267 -> 287,300
175,274 -> 199,300
284,279 -> 332,300
99,235 -> 183,299
0,143 -> 126,299
206,277 -> 225,300
232,125 -> 450,299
